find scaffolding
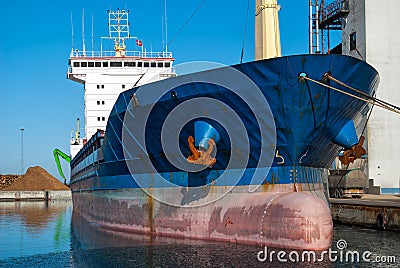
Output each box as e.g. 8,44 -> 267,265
310,0 -> 350,54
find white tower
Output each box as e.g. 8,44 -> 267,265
67,9 -> 175,158
341,0 -> 400,193
255,0 -> 282,60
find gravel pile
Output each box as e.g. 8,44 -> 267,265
0,166 -> 69,191
0,174 -> 21,189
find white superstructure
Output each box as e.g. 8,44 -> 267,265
340,0 -> 400,193
67,9 -> 175,158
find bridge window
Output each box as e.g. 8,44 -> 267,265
122,85 -> 125,89
151,62 -> 156,68
102,117 -> 105,121
81,62 -> 88,67
97,101 -> 100,105
350,32 -> 356,51
137,61 -> 143,67
102,101 -> 105,105
103,62 -> 108,67
88,62 -> 94,67
95,62 -> 101,67
158,62 -> 163,68
73,62 -> 80,67
110,61 -> 123,67
124,62 -> 135,67
144,62 -> 149,67
165,62 -> 171,68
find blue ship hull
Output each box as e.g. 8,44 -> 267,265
70,54 -> 379,250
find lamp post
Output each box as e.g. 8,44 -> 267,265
20,127 -> 24,174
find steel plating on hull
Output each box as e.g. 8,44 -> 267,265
72,186 -> 332,250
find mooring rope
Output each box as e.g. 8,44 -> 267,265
325,74 -> 400,112
300,75 -> 400,115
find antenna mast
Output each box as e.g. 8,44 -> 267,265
164,0 -> 168,53
91,13 -> 94,57
82,8 -> 86,56
70,12 -> 74,54
162,15 -> 165,53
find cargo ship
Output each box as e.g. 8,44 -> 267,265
66,3 -> 379,250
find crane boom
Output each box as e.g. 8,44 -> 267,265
53,149 -> 71,184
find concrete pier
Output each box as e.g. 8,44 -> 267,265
0,190 -> 71,201
330,194 -> 400,231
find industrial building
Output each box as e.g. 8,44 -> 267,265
311,0 -> 400,193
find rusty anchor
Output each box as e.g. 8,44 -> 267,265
187,135 -> 217,167
339,136 -> 366,166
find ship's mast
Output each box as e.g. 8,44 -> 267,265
107,9 -> 133,57
255,0 -> 282,60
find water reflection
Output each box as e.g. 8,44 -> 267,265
0,200 -> 71,260
0,201 -> 399,268
70,211 -> 400,267
332,225 -> 400,268
70,212 -> 334,268
1,201 -> 69,230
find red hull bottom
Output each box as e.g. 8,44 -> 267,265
72,186 -> 332,250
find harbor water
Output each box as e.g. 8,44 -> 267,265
0,200 -> 399,267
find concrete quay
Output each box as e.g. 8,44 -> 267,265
0,190 -> 71,201
330,194 -> 400,231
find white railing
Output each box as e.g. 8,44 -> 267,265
70,50 -> 173,59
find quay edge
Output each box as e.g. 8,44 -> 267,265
0,190 -> 72,201
330,195 -> 400,231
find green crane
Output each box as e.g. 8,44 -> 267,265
53,149 -> 70,184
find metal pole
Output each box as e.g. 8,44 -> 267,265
20,127 -> 24,174
328,27 -> 330,54
165,0 -> 168,53
315,1 -> 319,53
309,0 -> 313,54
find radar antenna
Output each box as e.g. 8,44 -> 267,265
107,9 -> 134,57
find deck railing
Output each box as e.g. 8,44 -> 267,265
70,50 -> 173,59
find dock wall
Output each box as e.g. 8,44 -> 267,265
331,197 -> 400,231
0,190 -> 72,201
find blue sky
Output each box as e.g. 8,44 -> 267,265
0,0 -> 338,180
